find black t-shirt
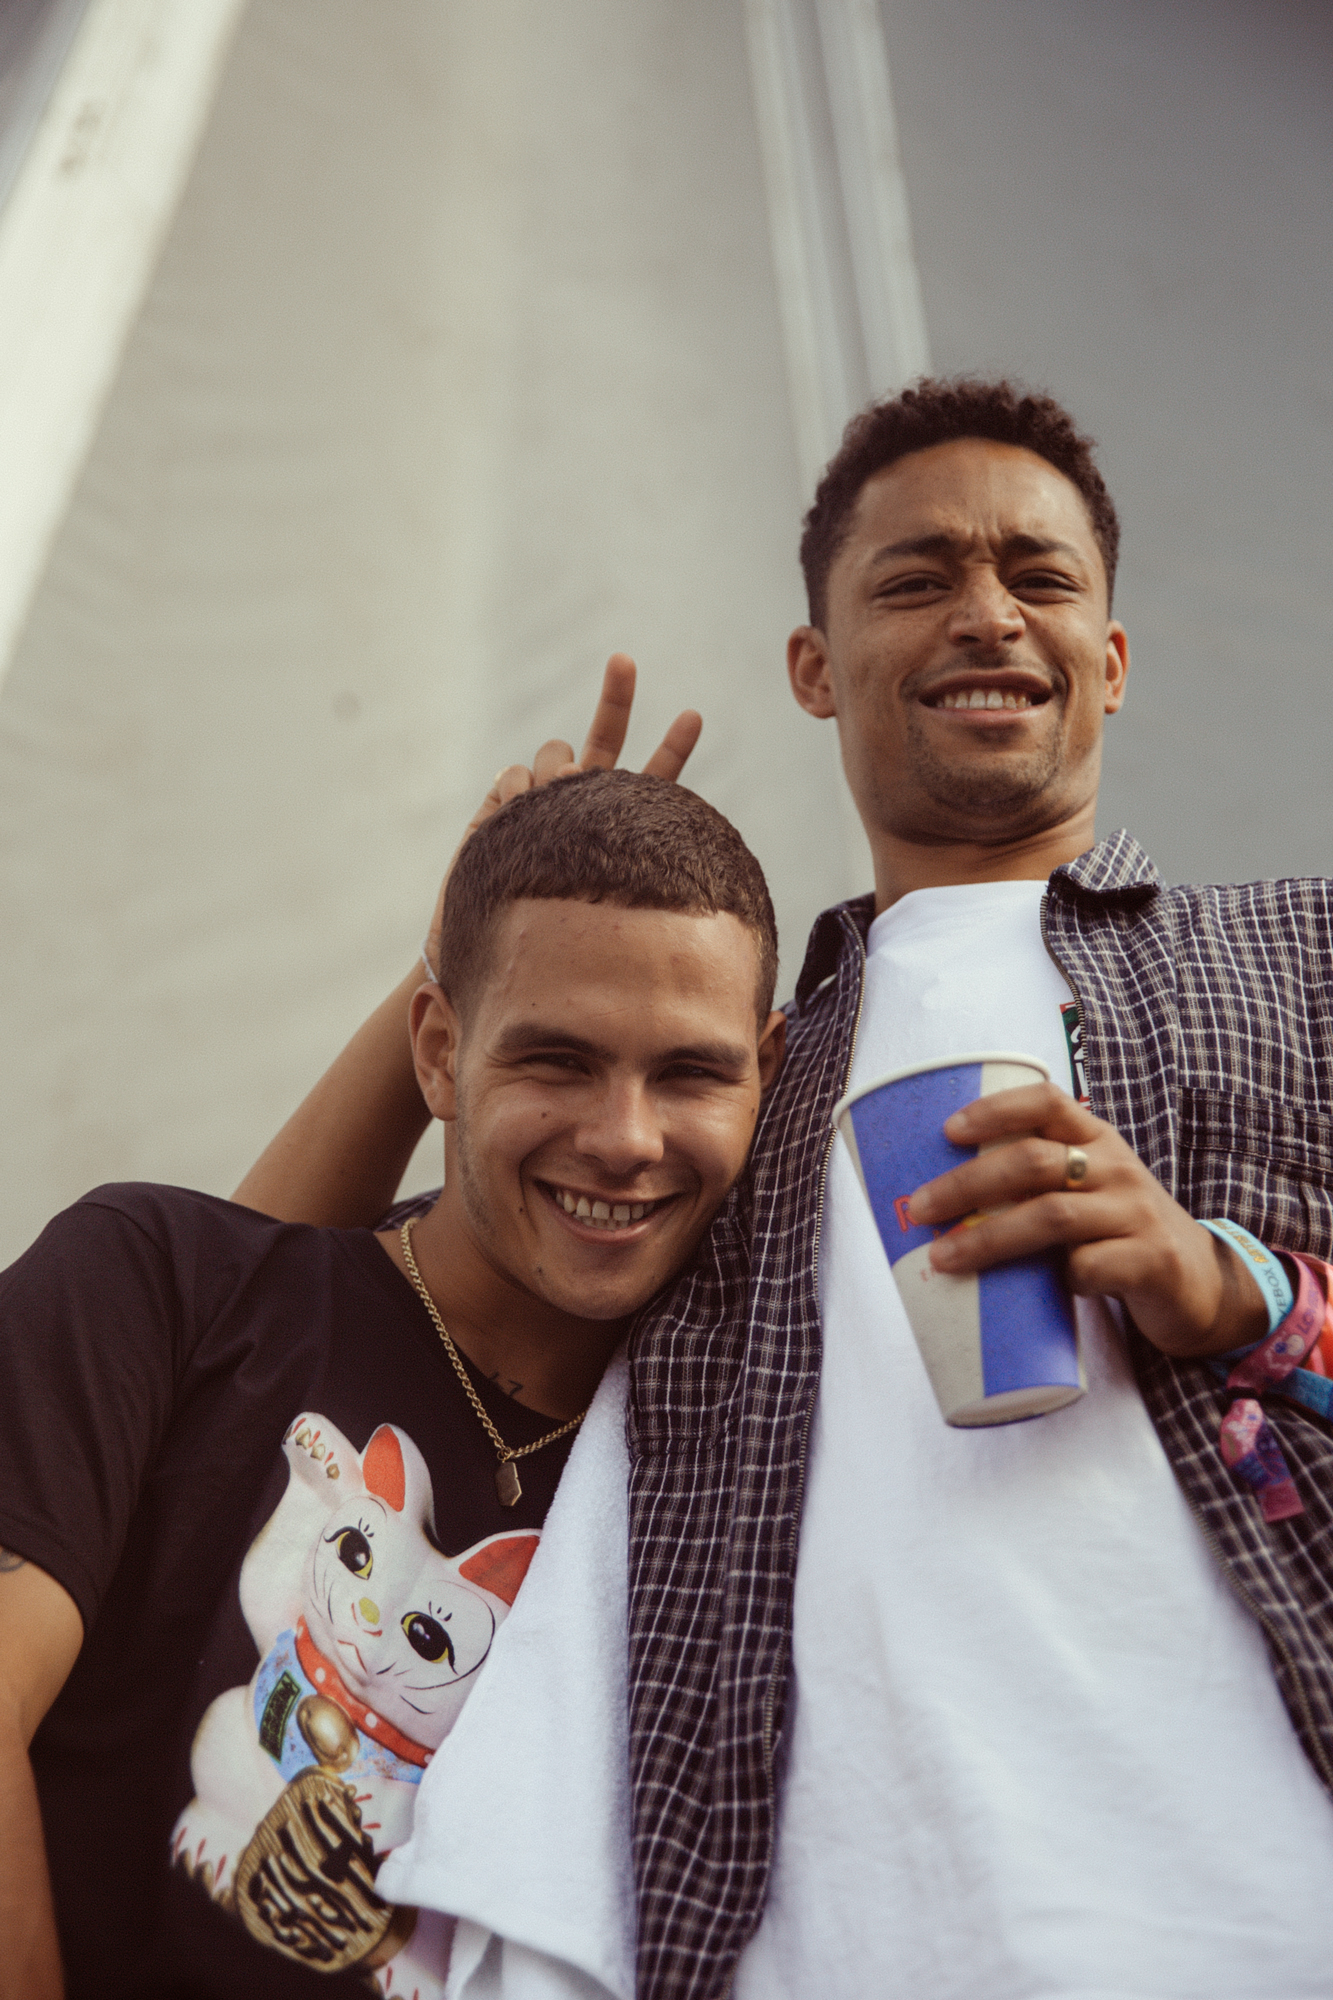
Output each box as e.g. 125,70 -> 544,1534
0,1185 -> 576,1998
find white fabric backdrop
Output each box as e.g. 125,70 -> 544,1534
0,0 -> 867,1264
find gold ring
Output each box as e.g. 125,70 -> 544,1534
1064,1145 -> 1090,1188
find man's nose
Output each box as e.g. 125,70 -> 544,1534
575,1078 -> 665,1175
947,569 -> 1024,647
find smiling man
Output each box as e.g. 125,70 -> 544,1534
220,379 -> 1333,2000
629,380 -> 1333,2000
0,769 -> 782,2000
789,427 -> 1127,875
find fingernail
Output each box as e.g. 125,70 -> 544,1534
932,1237 -> 960,1269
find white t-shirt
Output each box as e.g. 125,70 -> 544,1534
735,880 -> 1333,2000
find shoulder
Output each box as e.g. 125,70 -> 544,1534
1159,876 -> 1333,914
1062,874 -> 1333,952
2,1184 -> 361,1319
1145,878 -> 1333,955
39,1182 -> 294,1265
1051,838 -> 1333,939
70,1181 -> 358,1242
76,1180 -> 275,1231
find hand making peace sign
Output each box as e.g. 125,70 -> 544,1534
425,654 -> 703,968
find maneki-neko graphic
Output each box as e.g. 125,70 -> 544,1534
172,1412 -> 539,1993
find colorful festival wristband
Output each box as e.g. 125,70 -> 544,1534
1201,1217 -> 1294,1335
1271,1255 -> 1333,1415
1217,1253 -> 1327,1524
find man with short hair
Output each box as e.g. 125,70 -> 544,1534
633,380 -> 1333,1999
238,379 -> 1333,1997
0,770 -> 784,2000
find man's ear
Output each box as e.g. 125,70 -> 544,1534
757,1010 -> 787,1094
409,983 -> 463,1122
1104,622 -> 1130,715
788,628 -> 837,719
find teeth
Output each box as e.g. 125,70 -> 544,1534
938,689 -> 1031,711
552,1188 -> 657,1230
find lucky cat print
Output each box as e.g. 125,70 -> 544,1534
172,1411 -> 539,1991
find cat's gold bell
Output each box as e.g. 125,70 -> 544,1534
296,1693 -> 358,1772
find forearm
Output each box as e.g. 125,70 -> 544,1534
233,966 -> 432,1228
0,1709 -> 62,2000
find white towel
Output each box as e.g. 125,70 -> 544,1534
377,1346 -> 634,2000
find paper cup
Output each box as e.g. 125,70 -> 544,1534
833,1053 -> 1084,1427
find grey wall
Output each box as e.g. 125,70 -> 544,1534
883,0 -> 1333,884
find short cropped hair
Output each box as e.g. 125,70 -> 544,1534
435,768 -> 779,1021
800,376 -> 1121,629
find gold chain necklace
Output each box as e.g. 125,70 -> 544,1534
399,1219 -> 588,1507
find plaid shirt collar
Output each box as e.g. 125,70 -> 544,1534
792,827 -> 1162,1011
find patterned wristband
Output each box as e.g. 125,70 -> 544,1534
1202,1218 -> 1294,1335
1226,1253 -> 1324,1394
1217,1255 -> 1326,1525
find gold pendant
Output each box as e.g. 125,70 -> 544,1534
496,1458 -> 522,1507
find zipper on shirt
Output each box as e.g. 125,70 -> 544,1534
1041,894 -> 1333,1800
761,925 -> 868,1775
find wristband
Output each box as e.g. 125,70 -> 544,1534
420,936 -> 439,985
1215,1254 -> 1326,1524
1271,1255 -> 1333,1417
1225,1251 -> 1323,1394
1201,1217 -> 1294,1335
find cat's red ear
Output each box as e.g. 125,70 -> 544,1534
459,1533 -> 540,1606
363,1426 -> 407,1511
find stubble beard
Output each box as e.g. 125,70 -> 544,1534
451,1105 -> 621,1318
451,1100 -> 533,1293
884,693 -> 1071,836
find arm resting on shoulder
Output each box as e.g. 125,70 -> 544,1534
233,964 -> 431,1228
0,1554 -> 83,2000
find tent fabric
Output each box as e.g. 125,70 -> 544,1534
0,0 -> 866,1265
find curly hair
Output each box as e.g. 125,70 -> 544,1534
435,767 -> 778,1022
799,377 -> 1121,629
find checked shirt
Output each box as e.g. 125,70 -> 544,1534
627,829 -> 1333,2000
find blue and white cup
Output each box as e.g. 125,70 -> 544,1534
833,1053 -> 1085,1427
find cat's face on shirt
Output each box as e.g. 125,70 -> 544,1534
304,1493 -> 499,1745
266,1416 -> 539,1753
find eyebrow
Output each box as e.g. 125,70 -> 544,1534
866,532 -> 1085,568
491,1025 -> 753,1069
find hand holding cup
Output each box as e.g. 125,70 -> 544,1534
835,1055 -> 1083,1427
907,1080 -> 1270,1362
